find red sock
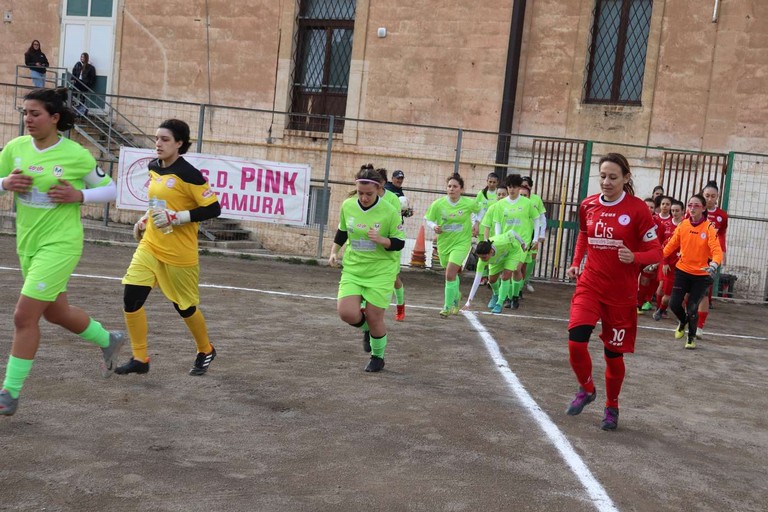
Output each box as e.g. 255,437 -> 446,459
604,355 -> 625,409
568,341 -> 595,394
659,302 -> 668,312
638,279 -> 656,303
698,312 -> 708,329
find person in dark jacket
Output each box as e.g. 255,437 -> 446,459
24,40 -> 49,88
72,53 -> 97,116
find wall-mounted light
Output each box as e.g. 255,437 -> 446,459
377,27 -> 387,38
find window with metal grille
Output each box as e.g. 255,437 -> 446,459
289,0 -> 356,134
584,0 -> 652,105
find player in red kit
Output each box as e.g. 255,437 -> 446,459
653,199 -> 685,321
696,181 -> 728,337
565,153 -> 663,431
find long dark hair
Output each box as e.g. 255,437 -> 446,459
25,40 -> 41,56
159,119 -> 192,154
598,153 -> 635,196
24,87 -> 75,131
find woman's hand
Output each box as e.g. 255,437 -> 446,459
328,253 -> 339,268
2,169 -> 32,193
48,179 -> 84,203
617,244 -> 635,264
433,225 -> 443,234
566,266 -> 581,280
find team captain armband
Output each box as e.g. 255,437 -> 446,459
643,225 -> 659,241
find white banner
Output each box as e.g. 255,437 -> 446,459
117,148 -> 312,225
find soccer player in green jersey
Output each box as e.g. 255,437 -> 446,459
376,167 -> 407,321
474,172 -> 500,238
115,119 -> 221,377
425,173 -> 481,317
462,230 -> 527,314
329,166 -> 405,372
0,88 -> 124,416
521,176 -> 547,293
492,174 -> 539,309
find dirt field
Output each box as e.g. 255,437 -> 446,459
0,236 -> 766,512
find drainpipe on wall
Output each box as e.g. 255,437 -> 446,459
495,0 -> 527,179
712,0 -> 721,23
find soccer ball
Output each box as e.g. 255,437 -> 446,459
399,196 -> 409,209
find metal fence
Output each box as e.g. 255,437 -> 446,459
2,82 -> 767,302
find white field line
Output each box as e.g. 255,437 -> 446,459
0,266 -> 763,342
463,311 -> 619,512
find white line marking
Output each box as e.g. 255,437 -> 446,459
462,311 -> 619,512
1,266 -> 765,341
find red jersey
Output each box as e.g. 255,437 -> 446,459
661,217 -> 683,267
706,207 -> 728,252
572,192 -> 663,306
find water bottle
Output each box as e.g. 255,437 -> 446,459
149,196 -> 173,235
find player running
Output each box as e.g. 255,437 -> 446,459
565,153 -> 662,431
491,174 -> 539,310
0,88 -> 124,416
425,173 -> 480,318
115,119 -> 221,377
520,176 -> 546,293
653,199 -> 684,321
664,194 -> 723,349
329,166 -> 405,372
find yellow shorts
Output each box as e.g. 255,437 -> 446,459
19,250 -> 81,301
122,247 -> 200,310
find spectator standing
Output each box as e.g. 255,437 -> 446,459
72,52 -> 96,116
24,40 -> 49,88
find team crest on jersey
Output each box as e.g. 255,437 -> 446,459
618,214 -> 630,226
166,178 -> 177,188
374,223 -> 381,230
53,165 -> 63,177
701,232 -> 707,239
717,216 -> 722,222
202,189 -> 214,198
397,224 -> 404,231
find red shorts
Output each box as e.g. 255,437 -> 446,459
657,266 -> 674,296
568,285 -> 637,353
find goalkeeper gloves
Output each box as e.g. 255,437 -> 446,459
151,209 -> 191,228
702,262 -> 719,278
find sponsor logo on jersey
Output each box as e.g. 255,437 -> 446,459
53,165 -> 63,177
202,189 -> 214,198
28,165 -> 44,174
618,214 -> 630,226
356,223 -> 367,229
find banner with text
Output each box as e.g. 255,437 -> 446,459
117,148 -> 311,225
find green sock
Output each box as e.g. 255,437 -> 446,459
499,279 -> 511,303
451,277 -> 461,304
490,280 -> 500,296
352,314 -> 369,333
512,279 -> 523,298
370,334 -> 387,358
525,261 -> 536,283
443,280 -> 453,310
394,286 -> 405,306
78,318 -> 110,348
3,356 -> 34,399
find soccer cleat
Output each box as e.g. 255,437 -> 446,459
641,301 -> 653,311
491,304 -> 503,314
364,356 -> 385,372
395,304 -> 405,322
115,357 -> 150,375
503,298 -> 512,309
189,346 -> 216,376
696,328 -> 704,339
566,387 -> 597,416
100,331 -> 126,378
674,322 -> 686,339
480,277 -> 488,286
487,294 -> 499,309
685,338 -> 696,350
362,331 -> 371,352
526,283 -> 535,293
0,389 -> 19,416
660,310 -> 668,319
511,297 -> 520,310
652,309 -> 663,322
601,407 -> 619,430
